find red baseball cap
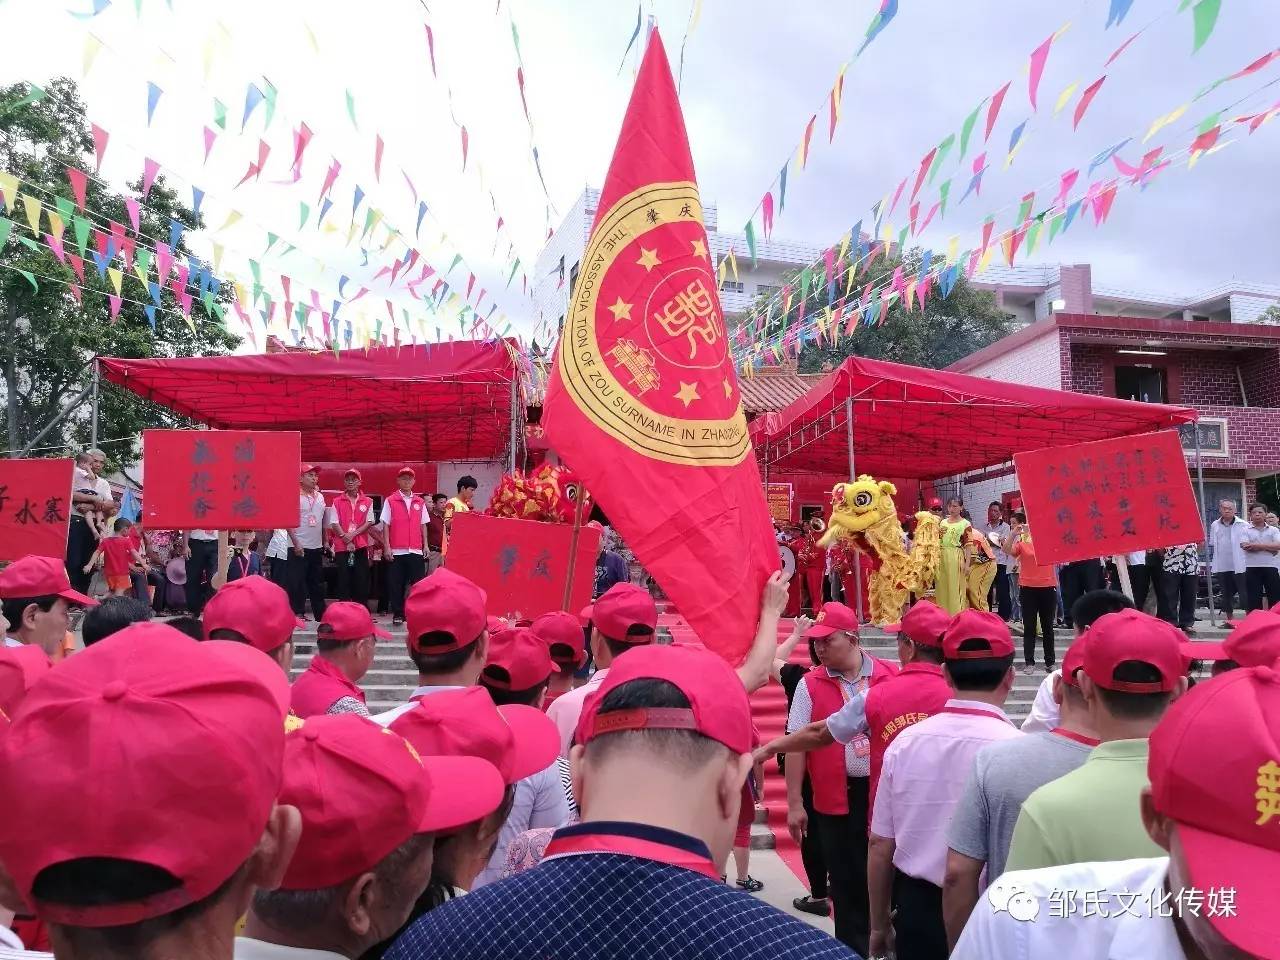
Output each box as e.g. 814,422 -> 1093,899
531,610 -> 587,669
404,569 -> 488,653
0,622 -> 290,926
318,601 -> 391,642
343,468 -> 362,480
0,644 -> 51,719
1148,664 -> 1280,957
202,576 -> 297,655
278,714 -> 505,890
482,627 -> 559,691
390,686 -> 559,785
806,602 -> 860,640
580,583 -> 657,643
1222,609 -> 1280,666
397,466 -> 416,479
927,496 -> 943,509
943,610 -> 1016,660
0,555 -> 97,607
884,600 -> 950,648
1061,634 -> 1089,687
300,463 -> 318,476
1082,609 -> 1183,692
575,644 -> 752,755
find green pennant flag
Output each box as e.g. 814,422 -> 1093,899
71,214 -> 91,254
134,247 -> 152,283
1016,194 -> 1034,223
298,201 -> 310,229
897,224 -> 908,250
447,253 -> 462,274
262,79 -> 278,128
201,290 -> 215,316
938,179 -> 952,219
0,216 -> 12,251
958,101 -> 983,160
210,301 -> 226,324
361,207 -> 377,239
511,20 -> 522,58
1048,211 -> 1065,244
1191,0 -> 1221,52
54,195 -> 75,223
265,232 -> 279,252
345,89 -> 358,129
5,84 -> 45,114
249,259 -> 262,286
506,258 -> 521,287
213,98 -> 227,130
799,266 -> 811,301
1197,110 -> 1222,135
744,221 -> 757,266
281,243 -> 297,256
927,134 -> 955,184
17,268 -> 37,291
17,235 -> 39,252
1025,220 -> 1043,255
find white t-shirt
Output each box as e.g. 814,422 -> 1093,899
294,491 -> 328,550
1208,518 -> 1247,574
1020,672 -> 1060,734
1242,523 -> 1280,569
188,529 -> 219,541
265,529 -> 291,559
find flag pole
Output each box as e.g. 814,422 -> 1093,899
845,397 -> 865,620
562,492 -> 585,610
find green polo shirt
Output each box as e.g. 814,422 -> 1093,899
1005,738 -> 1162,872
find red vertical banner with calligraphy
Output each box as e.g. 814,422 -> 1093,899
445,513 -> 601,620
142,430 -> 302,529
1013,430 -> 1202,565
0,458 -> 74,561
540,29 -> 777,664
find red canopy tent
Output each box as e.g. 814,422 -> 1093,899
750,356 -> 1198,479
99,340 -> 523,464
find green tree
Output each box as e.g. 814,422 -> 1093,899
740,247 -> 1015,373
1259,304 -> 1280,325
0,78 -> 238,467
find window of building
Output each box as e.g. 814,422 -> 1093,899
756,284 -> 780,299
1115,365 -> 1167,404
719,279 -> 745,294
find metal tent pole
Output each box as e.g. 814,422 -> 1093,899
845,397 -> 864,621
90,358 -> 100,448
1194,425 -> 1216,626
19,383 -> 95,456
509,377 -> 519,473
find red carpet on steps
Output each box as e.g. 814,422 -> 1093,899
658,612 -> 838,884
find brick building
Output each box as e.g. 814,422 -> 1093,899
949,295 -> 1280,521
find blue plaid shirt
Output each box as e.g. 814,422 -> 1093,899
386,821 -> 859,960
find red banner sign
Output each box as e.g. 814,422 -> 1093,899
1013,430 -> 1201,565
445,512 -> 602,620
142,430 -> 302,529
0,458 -> 74,561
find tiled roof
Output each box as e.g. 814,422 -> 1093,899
738,373 -> 825,415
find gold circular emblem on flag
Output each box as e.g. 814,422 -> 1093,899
557,182 -> 749,466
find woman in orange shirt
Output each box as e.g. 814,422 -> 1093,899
1004,511 -> 1058,673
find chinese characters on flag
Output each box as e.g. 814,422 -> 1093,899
445,512 -> 601,620
0,458 -> 73,561
1014,430 -> 1201,566
142,430 -> 301,529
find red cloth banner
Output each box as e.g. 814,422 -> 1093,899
0,458 -> 74,562
1013,430 -> 1201,565
445,512 -> 601,620
541,30 -> 777,664
142,430 -> 301,529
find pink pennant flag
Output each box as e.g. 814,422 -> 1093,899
1094,181 -> 1119,223
256,139 -> 270,178
372,265 -> 394,282
109,294 -> 122,319
1105,30 -> 1142,67
45,234 -> 67,264
828,73 -> 845,143
68,253 -> 85,284
909,147 -> 937,203
1224,48 -> 1280,82
967,250 -> 980,277
800,115 -> 816,168
918,273 -> 934,306
281,275 -> 292,303
918,201 -> 941,233
908,201 -> 920,236
235,162 -> 260,188
108,220 -> 126,251
155,242 -> 173,283
374,134 -> 384,181
1028,33 -> 1055,110
291,123 -> 314,179
68,283 -> 82,304
91,123 -> 109,172
424,24 -> 438,77
823,246 -> 835,286
320,158 -> 342,200
203,126 -> 218,164
1052,168 -> 1080,207
120,237 -> 135,273
124,197 -> 141,234
142,157 -> 161,198
173,263 -> 190,293
466,272 -> 476,300
887,176 -> 907,219
980,216 -> 995,251
178,291 -> 193,316
517,67 -> 529,120
403,170 -> 419,207
460,127 -> 469,170
985,81 -> 1011,141
67,168 -> 89,210
762,191 -> 775,238
1073,75 -> 1107,130
1190,124 -> 1221,153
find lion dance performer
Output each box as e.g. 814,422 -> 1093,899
795,516 -> 828,615
818,476 -> 940,625
965,526 -> 997,611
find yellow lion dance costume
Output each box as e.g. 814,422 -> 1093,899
817,475 -> 941,625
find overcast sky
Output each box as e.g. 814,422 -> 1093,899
2,0 -> 1277,346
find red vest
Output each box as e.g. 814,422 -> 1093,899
386,492 -> 426,550
803,655 -> 898,815
863,662 -> 953,814
330,493 -> 374,551
290,656 -> 367,719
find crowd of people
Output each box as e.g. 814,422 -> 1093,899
1,457 -> 1278,959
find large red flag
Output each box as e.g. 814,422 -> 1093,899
542,29 -> 777,663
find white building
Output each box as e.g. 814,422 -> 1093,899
532,187 -> 825,337
971,263 -> 1280,327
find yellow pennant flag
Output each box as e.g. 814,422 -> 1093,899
107,267 -> 122,296
47,212 -> 65,243
717,257 -> 727,284
83,34 -> 103,76
133,258 -> 148,286
689,0 -> 703,33
832,66 -> 848,127
304,22 -> 321,53
217,210 -> 242,232
844,261 -> 858,299
836,230 -> 851,268
345,222 -> 359,246
0,171 -> 17,212
1144,104 -> 1188,143
946,234 -> 960,265
201,33 -> 218,82
905,279 -> 917,311
21,194 -> 42,235
728,247 -> 739,282
211,241 -> 225,274
977,245 -> 995,275
1054,81 -> 1079,115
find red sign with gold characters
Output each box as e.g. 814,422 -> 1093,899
1014,430 -> 1201,565
542,30 -> 777,664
